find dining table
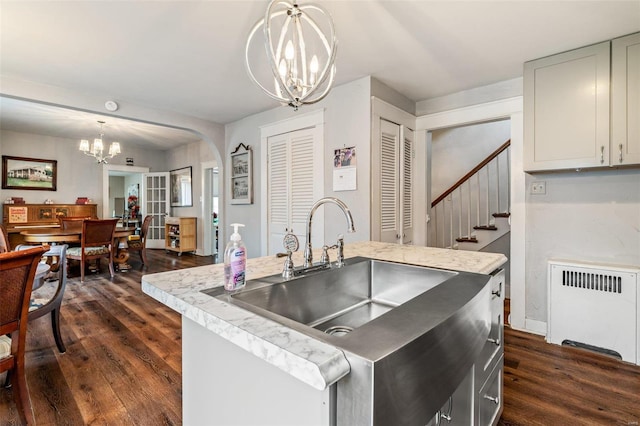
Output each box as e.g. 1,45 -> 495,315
20,226 -> 138,271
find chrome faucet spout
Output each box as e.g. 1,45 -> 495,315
303,197 -> 355,267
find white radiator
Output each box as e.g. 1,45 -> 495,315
547,259 -> 639,364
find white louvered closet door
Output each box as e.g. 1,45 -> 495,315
267,128 -> 317,255
289,131 -> 315,246
380,119 -> 400,243
268,135 -> 289,254
401,128 -> 414,244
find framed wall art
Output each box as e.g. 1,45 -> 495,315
170,166 -> 193,207
2,155 -> 57,191
230,143 -> 253,205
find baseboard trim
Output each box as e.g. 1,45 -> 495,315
524,319 -> 547,336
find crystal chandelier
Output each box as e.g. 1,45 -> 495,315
79,120 -> 121,164
245,0 -> 337,111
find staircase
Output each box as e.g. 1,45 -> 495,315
430,140 -> 511,251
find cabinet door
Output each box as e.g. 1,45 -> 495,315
524,42 -> 610,171
612,32 -> 640,166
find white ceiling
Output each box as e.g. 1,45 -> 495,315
1,1 -> 638,149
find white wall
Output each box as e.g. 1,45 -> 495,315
525,168 -> 640,322
224,76 -> 373,259
431,120 -> 510,200
166,139 -> 217,253
0,129 -> 165,214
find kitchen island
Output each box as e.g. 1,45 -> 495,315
142,241 -> 507,425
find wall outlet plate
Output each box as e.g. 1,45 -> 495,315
531,181 -> 546,194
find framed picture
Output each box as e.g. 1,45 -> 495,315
170,166 -> 193,207
230,143 -> 253,205
2,155 -> 57,191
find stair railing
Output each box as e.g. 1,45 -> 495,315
430,139 -> 511,248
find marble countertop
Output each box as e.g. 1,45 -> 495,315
141,241 -> 507,391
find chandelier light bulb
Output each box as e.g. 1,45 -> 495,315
285,40 -> 295,61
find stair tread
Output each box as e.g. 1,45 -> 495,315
455,236 -> 478,243
474,225 -> 498,231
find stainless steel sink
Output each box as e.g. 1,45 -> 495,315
225,258 -> 457,334
202,256 -> 492,425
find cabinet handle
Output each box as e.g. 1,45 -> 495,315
436,397 -> 453,424
619,144 -> 623,163
600,146 -> 605,164
483,394 -> 500,405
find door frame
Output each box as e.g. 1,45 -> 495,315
200,161 -> 219,258
415,96 -> 527,333
101,164 -> 150,219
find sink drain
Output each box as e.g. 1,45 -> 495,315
324,325 -> 353,336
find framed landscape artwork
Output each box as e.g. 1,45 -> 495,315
170,166 -> 193,207
230,143 -> 253,205
2,155 -> 57,191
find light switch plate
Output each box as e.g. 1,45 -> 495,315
531,181 -> 546,194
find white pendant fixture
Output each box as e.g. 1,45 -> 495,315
245,0 -> 337,111
79,120 -> 121,164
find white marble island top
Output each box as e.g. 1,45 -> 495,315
142,241 -> 507,391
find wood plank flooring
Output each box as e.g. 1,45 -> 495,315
2,250 -> 639,425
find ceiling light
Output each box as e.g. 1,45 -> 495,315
79,120 -> 121,164
245,0 -> 337,111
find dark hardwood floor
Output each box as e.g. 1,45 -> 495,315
1,250 -> 639,425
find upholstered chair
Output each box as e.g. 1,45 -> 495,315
66,219 -> 118,282
15,244 -> 69,353
0,224 -> 10,253
0,245 -> 49,425
127,215 -> 153,265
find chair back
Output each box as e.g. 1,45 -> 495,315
82,219 -> 119,249
140,215 -> 153,241
59,216 -> 92,232
0,224 -> 10,253
0,246 -> 48,337
15,244 -> 68,310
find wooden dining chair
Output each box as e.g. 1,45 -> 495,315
15,244 -> 69,353
127,215 -> 153,265
0,245 -> 48,425
59,216 -> 92,232
0,224 -> 10,253
66,219 -> 118,282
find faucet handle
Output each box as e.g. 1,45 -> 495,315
320,245 -> 331,265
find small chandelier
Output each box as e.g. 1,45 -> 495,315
79,120 -> 121,164
245,0 -> 337,111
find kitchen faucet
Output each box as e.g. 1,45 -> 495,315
303,197 -> 356,268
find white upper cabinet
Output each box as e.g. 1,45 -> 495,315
524,32 -> 640,172
612,32 -> 640,166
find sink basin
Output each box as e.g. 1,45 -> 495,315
202,256 -> 493,425
225,257 -> 457,334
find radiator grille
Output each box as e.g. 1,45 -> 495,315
548,260 -> 638,364
562,270 -> 622,293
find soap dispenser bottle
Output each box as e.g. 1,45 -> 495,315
224,223 -> 246,292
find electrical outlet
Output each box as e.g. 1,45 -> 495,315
531,181 -> 546,194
